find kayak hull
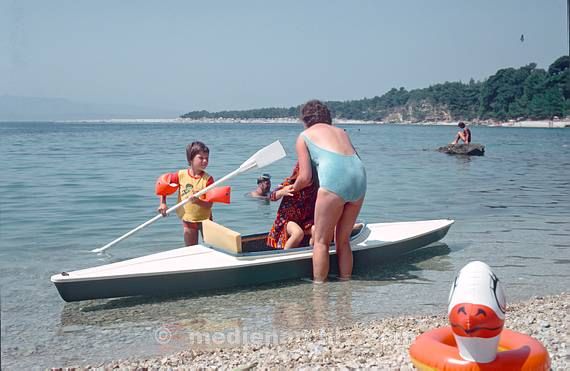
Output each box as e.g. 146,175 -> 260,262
54,258 -> 314,302
52,219 -> 453,302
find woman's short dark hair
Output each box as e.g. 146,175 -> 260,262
186,141 -> 209,164
458,122 -> 466,128
300,100 -> 332,127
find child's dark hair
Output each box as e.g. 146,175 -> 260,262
300,100 -> 332,127
186,141 -> 209,164
458,122 -> 466,128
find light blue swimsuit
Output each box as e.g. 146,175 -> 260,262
302,134 -> 367,202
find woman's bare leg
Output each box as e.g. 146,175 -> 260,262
334,197 -> 364,279
312,189 -> 345,282
284,222 -> 304,249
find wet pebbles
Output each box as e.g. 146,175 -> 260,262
71,293 -> 568,370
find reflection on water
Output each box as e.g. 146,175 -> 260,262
353,243 -> 452,282
51,242 -> 453,361
453,154 -> 473,167
273,281 -> 354,332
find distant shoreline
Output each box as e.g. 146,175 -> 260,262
171,117 -> 569,128
3,117 -> 569,128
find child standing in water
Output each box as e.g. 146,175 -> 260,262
157,141 -> 214,246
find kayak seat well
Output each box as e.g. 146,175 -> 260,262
241,233 -> 273,252
203,220 -> 367,255
242,224 -> 363,253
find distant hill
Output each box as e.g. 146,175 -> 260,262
181,55 -> 570,123
0,95 -> 179,121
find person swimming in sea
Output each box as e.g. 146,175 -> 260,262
250,173 -> 272,199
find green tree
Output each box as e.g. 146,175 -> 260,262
548,56 -> 569,75
181,56 -> 569,121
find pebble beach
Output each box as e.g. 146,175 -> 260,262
74,293 -> 569,370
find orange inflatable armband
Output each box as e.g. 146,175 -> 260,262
204,186 -> 231,204
155,173 -> 179,196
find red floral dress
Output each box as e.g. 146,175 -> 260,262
266,163 -> 318,249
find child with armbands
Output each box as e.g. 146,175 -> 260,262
156,141 -> 214,246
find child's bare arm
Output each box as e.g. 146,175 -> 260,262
157,195 -> 168,216
190,197 -> 213,209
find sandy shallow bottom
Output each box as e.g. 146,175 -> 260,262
56,293 -> 569,370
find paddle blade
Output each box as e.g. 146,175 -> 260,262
204,186 -> 231,204
240,140 -> 286,171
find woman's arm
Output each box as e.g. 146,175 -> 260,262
292,135 -> 312,191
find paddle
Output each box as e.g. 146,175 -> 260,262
91,140 -> 286,253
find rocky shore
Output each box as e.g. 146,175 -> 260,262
170,117 -> 569,128
78,293 -> 569,370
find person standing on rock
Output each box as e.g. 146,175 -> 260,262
452,122 -> 471,144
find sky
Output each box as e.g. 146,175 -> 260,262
0,0 -> 567,113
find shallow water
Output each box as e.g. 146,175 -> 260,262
1,122 -> 569,368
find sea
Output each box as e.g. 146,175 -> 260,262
1,121 -> 569,368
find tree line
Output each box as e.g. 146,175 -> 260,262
181,56 -> 569,122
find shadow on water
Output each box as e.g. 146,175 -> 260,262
62,278 -> 312,314
58,280 -> 313,328
58,243 -> 451,328
352,242 -> 451,281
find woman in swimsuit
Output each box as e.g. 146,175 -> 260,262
292,100 -> 367,282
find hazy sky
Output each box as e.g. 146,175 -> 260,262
0,0 -> 567,112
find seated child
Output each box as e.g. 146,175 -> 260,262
157,141 -> 214,246
452,122 -> 471,144
266,163 -> 318,249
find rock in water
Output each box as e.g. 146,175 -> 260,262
437,143 -> 485,156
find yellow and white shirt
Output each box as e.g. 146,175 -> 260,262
171,169 -> 214,222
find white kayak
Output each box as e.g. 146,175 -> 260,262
51,219 -> 454,302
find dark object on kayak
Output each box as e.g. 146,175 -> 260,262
438,144 -> 485,156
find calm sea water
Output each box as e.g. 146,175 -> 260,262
1,122 -> 569,368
